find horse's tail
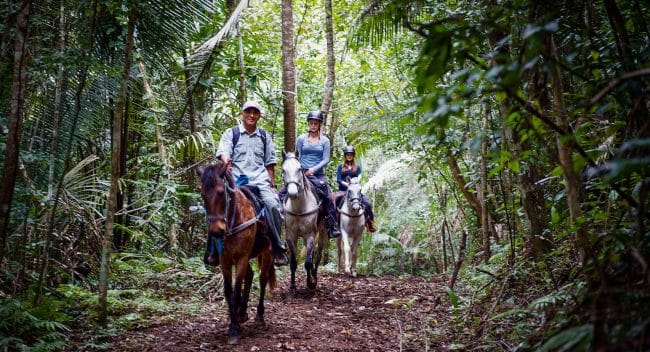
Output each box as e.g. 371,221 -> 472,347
268,261 -> 277,291
260,250 -> 277,291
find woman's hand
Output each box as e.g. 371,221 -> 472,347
305,168 -> 314,176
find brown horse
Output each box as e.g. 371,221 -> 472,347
196,162 -> 276,345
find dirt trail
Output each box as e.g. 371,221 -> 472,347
110,271 -> 451,351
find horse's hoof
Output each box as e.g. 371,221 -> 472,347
352,271 -> 357,278
228,336 -> 239,345
254,317 -> 267,328
239,313 -> 249,323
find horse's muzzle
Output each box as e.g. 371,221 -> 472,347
287,183 -> 300,198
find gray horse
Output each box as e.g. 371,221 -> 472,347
281,152 -> 328,294
336,177 -> 365,277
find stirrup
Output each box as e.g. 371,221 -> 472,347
328,228 -> 341,239
273,252 -> 288,266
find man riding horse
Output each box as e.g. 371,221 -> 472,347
207,100 -> 288,266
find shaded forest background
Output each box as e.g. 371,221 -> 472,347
0,0 -> 648,350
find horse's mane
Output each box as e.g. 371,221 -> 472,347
201,162 -> 235,190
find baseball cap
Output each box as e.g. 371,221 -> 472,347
242,100 -> 262,113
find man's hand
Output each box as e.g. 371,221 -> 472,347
221,155 -> 233,171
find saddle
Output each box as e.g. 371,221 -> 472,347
332,191 -> 345,208
204,184 -> 267,266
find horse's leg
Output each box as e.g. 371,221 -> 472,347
312,230 -> 328,289
287,239 -> 298,295
227,258 -> 247,345
336,237 -> 344,273
351,229 -> 361,278
305,236 -> 316,289
222,265 -> 240,345
341,224 -> 353,276
255,252 -> 272,327
239,262 -> 253,323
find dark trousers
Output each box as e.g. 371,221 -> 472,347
360,193 -> 375,222
279,175 -> 339,228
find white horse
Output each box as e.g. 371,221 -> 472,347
281,151 -> 328,294
336,177 -> 365,277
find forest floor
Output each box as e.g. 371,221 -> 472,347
101,269 -> 453,351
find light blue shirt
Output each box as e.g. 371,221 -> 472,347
296,134 -> 330,176
216,124 -> 277,187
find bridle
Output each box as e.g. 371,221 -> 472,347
282,155 -> 320,217
338,184 -> 364,218
205,175 -> 259,237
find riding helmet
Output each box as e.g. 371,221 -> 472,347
343,146 -> 355,154
306,110 -> 323,122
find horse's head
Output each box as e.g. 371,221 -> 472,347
281,151 -> 304,199
196,162 -> 236,235
346,177 -> 363,212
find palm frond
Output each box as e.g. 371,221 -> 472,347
186,0 -> 250,66
347,0 -> 431,49
363,153 -> 414,193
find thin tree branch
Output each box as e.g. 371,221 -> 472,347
588,68 -> 650,107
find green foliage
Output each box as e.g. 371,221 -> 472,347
539,325 -> 593,352
0,298 -> 70,351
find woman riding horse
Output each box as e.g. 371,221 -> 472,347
336,145 -> 378,233
281,151 -> 329,293
337,177 -> 366,277
279,110 -> 341,238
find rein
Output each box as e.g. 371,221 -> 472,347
338,191 -> 364,218
282,157 -> 320,217
207,176 -> 260,237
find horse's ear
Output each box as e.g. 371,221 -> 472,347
282,150 -> 287,160
346,176 -> 351,183
195,165 -> 205,177
294,149 -> 299,158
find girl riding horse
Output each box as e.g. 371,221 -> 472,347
336,145 -> 378,233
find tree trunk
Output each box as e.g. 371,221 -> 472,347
547,34 -> 588,258
441,219 -> 448,271
35,1 -> 66,303
479,107 -> 491,263
98,7 -> 136,326
486,8 -> 549,259
281,0 -> 296,152
0,0 -> 31,261
448,230 -> 467,290
237,28 -> 246,104
137,60 -> 177,256
320,0 -> 335,131
603,0 -> 650,138
226,0 -> 247,105
447,152 -> 483,229
48,1 -> 66,199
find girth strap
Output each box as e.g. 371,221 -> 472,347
225,208 -> 264,236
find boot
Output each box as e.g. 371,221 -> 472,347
267,207 -> 288,266
326,215 -> 341,238
271,238 -> 288,266
203,235 -> 219,266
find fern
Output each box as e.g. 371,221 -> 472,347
0,298 -> 70,351
539,324 -> 593,352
